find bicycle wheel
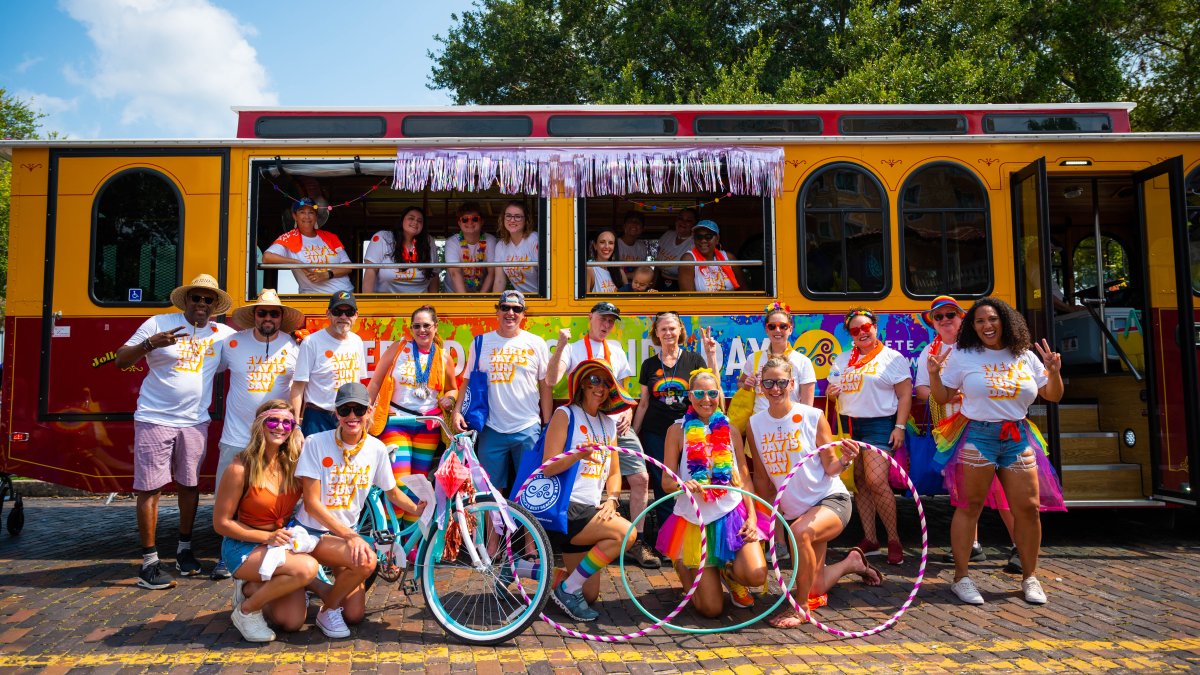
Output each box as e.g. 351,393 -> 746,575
421,498 -> 551,645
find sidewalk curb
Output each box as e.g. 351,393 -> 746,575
8,480 -> 110,498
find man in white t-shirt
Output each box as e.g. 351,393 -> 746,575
114,274 -> 236,590
544,301 -> 657,568
261,198 -> 354,295
291,291 -> 367,437
616,211 -> 650,278
655,208 -> 697,290
295,382 -> 426,638
453,290 -> 552,493
208,289 -> 302,579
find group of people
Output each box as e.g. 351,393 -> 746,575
118,272 -> 1064,643
264,198 -> 750,298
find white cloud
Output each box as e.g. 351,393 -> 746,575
14,56 -> 44,74
13,90 -> 77,116
61,0 -> 277,137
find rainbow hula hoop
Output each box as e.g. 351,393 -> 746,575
766,439 -> 929,638
618,484 -> 800,634
509,443 -> 708,642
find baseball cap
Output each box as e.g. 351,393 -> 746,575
497,289 -> 526,308
334,382 -> 370,408
292,198 -> 318,213
590,301 -> 621,320
693,219 -> 720,234
328,290 -> 358,313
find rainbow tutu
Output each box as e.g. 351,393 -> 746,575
656,501 -> 771,568
934,413 -> 1066,512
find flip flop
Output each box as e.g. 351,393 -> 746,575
849,547 -> 885,587
768,608 -> 807,629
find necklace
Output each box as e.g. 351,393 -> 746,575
579,406 -> 610,445
682,407 -> 733,502
412,341 -> 435,400
658,347 -> 683,406
335,429 -> 367,464
459,234 -> 487,291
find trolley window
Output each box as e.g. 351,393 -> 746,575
694,116 -> 821,136
1187,166 -> 1200,295
798,163 -> 890,299
984,114 -> 1112,134
899,162 -> 992,297
840,115 -> 967,135
401,115 -> 533,137
254,115 -> 387,138
575,194 -> 772,296
90,169 -> 183,306
547,115 -> 677,137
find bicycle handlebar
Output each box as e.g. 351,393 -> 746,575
387,413 -> 477,442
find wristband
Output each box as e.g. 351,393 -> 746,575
142,339 -> 154,351
894,424 -> 905,430
327,270 -> 334,280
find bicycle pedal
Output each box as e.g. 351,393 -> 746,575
398,571 -> 419,595
372,529 -> 396,545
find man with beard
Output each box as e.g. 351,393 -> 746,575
452,290 -> 552,494
209,289 -> 302,579
291,291 -> 367,437
115,274 -> 237,589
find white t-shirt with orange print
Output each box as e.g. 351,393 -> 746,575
293,328 -> 367,412
265,230 -> 354,295
495,233 -> 539,294
124,313 -> 235,427
218,329 -> 298,448
464,330 -> 550,433
828,346 -> 911,418
939,347 -> 1048,422
293,429 -> 396,531
749,402 -> 847,520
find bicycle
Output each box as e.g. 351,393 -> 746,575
343,414 -> 552,645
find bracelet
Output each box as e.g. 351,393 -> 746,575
894,424 -> 904,430
142,339 -> 154,351
327,270 -> 334,280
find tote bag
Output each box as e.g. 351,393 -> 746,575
827,398 -> 856,493
904,406 -> 947,497
510,406 -> 579,533
461,335 -> 490,432
726,351 -> 761,435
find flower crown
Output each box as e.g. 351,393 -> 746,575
763,301 -> 792,317
843,308 -> 876,329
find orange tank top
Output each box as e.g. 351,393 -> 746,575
237,485 -> 302,530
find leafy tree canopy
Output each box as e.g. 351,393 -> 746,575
429,0 -> 1199,131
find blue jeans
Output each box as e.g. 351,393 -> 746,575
476,423 -> 541,493
302,406 -> 337,437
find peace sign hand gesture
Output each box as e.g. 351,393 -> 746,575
700,326 -> 719,360
1034,338 -> 1062,374
926,347 -> 952,379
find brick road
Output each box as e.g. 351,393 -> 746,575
1,495 -> 1198,674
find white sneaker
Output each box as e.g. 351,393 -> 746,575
1022,576 -> 1048,605
232,579 -> 246,610
316,607 -> 351,639
951,576 -> 985,605
231,606 -> 275,643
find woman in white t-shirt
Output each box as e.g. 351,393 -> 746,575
262,198 -> 354,295
538,360 -> 637,622
747,358 -> 882,628
492,201 -> 539,294
362,206 -> 438,294
826,307 -> 912,565
927,297 -> 1065,607
657,368 -> 768,618
738,302 -> 817,418
444,201 -> 496,293
677,220 -> 749,292
587,229 -> 623,293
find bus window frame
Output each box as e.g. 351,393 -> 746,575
797,161 -> 891,301
1186,164 -> 1200,296
573,195 -> 775,298
247,156 -> 552,301
89,167 -> 185,308
897,160 -> 993,300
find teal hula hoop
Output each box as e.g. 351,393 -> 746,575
617,485 -> 800,634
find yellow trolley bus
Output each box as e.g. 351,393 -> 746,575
2,103 -> 1197,521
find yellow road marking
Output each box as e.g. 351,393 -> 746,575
0,637 -> 1197,669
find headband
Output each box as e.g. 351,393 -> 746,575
843,309 -> 876,329
256,409 -> 294,421
763,301 -> 791,316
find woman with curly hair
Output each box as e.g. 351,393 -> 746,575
927,296 -> 1065,606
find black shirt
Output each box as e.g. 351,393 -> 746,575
638,350 -> 707,436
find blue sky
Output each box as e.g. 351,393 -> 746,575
1,0 -> 476,139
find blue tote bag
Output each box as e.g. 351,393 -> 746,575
904,409 -> 947,497
510,406 -> 579,533
461,335 -> 490,432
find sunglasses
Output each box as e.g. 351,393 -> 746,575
761,378 -> 791,390
411,322 -> 434,330
255,309 -> 281,319
583,374 -> 613,387
459,215 -> 481,224
336,403 -> 369,418
690,389 -> 720,400
263,417 -> 295,431
190,294 -> 216,305
765,322 -> 791,331
930,312 -> 960,322
693,231 -> 717,241
497,304 -> 525,314
848,323 -> 875,337
331,307 -> 357,317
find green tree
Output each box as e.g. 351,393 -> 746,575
0,89 -> 47,317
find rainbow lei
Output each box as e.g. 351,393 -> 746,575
683,407 -> 733,502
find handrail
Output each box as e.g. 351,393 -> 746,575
260,259 -> 766,270
1079,301 -> 1142,381
586,259 -> 764,268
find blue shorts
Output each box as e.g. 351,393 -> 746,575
221,537 -> 261,577
476,423 -> 540,491
847,415 -> 896,453
962,420 -> 1035,469
301,406 -> 337,437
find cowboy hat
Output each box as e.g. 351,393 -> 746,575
231,289 -> 304,333
568,359 -> 637,415
170,274 -> 233,315
920,295 -> 966,330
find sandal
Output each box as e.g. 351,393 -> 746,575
849,547 -> 885,586
769,608 -> 806,629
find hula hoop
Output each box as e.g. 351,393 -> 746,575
618,484 -> 800,634
509,443 -> 708,642
766,439 -> 928,638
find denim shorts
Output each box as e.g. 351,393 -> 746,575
846,415 -> 896,453
962,420 -> 1035,470
221,537 -> 261,576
